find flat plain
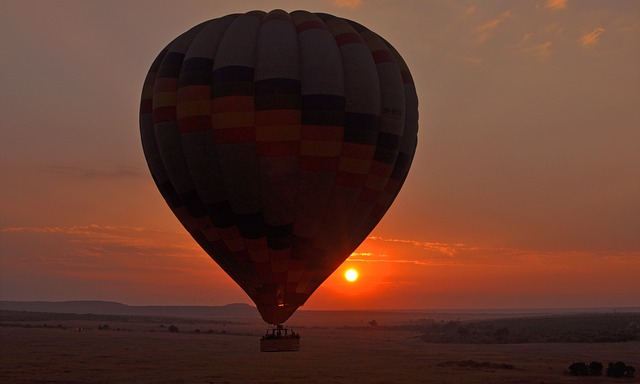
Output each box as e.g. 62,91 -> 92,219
1,309 -> 639,384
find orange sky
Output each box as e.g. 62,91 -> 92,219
1,0 -> 639,310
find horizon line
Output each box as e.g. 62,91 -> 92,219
2,299 -> 639,313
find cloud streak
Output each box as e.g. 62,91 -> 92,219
0,225 -> 205,271
0,225 -> 244,304
366,235 -> 462,257
332,0 -> 363,9
543,0 -> 568,11
580,27 -> 605,47
474,11 -> 513,44
350,235 -> 640,268
47,165 -> 145,180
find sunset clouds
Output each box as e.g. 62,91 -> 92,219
317,234 -> 640,309
3,225 -> 637,310
439,1 -> 634,66
0,225 -> 243,305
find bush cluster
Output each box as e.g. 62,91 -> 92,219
607,362 -> 636,378
569,361 -> 635,378
568,361 -> 602,376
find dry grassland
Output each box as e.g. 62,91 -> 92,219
1,311 -> 638,384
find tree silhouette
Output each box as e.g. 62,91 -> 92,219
569,362 -> 588,376
588,361 -> 603,376
569,361 -> 604,376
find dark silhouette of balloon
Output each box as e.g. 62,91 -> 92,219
140,10 -> 418,325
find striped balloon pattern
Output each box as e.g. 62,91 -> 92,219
140,10 -> 418,325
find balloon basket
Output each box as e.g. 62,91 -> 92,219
260,325 -> 300,352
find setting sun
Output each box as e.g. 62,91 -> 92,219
344,268 -> 359,282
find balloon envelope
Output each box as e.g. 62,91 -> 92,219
140,10 -> 418,324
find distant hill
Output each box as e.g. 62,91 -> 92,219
0,300 -> 258,319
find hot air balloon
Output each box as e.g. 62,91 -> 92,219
139,10 -> 418,327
